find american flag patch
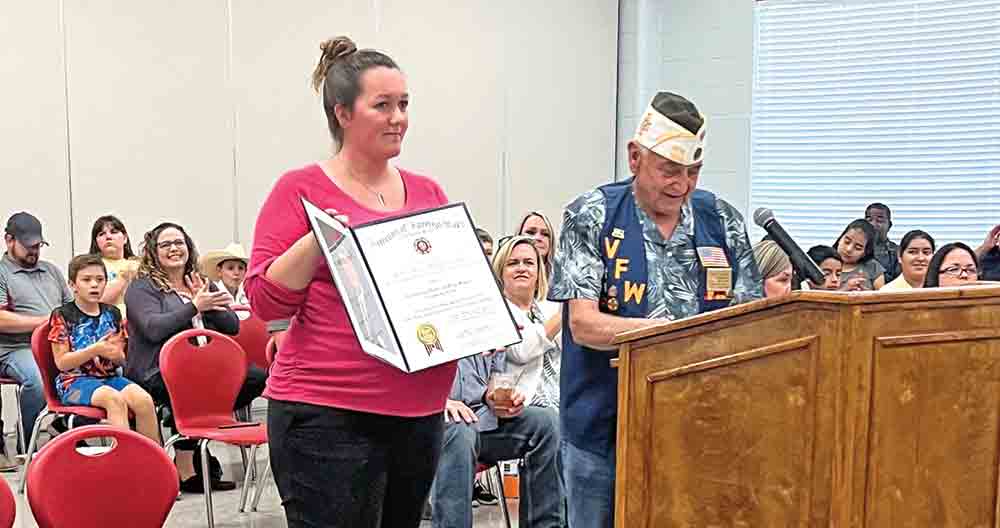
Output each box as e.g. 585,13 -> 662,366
696,246 -> 730,268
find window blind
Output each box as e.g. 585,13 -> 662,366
750,0 -> 1000,249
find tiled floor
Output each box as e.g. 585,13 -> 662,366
1,408 -> 518,527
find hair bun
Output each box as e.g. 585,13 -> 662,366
320,36 -> 357,61
313,36 -> 357,93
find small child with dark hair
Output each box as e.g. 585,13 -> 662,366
804,245 -> 844,291
833,219 -> 886,290
48,253 -> 160,443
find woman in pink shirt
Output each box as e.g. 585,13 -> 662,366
244,36 -> 456,528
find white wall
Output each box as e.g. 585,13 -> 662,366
617,0 -> 754,217
0,0 -> 618,436
0,1 -> 619,269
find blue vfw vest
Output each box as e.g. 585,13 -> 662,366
560,180 -> 735,457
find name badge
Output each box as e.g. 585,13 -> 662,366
705,268 -> 733,300
697,247 -> 732,300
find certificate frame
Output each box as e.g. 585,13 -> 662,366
302,197 -> 522,372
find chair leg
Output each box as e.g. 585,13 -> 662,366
155,405 -> 168,447
12,386 -> 23,455
18,409 -> 51,494
239,446 -> 249,476
494,463 -> 512,528
238,444 -> 257,513
200,439 -> 215,528
250,454 -> 272,512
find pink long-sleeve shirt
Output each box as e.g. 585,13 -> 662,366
245,163 -> 457,416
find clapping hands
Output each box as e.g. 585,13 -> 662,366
187,273 -> 232,312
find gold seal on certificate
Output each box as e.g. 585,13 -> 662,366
302,198 -> 522,373
416,323 -> 443,355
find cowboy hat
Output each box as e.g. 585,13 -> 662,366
199,242 -> 248,282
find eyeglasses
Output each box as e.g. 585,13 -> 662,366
940,265 -> 978,277
156,239 -> 187,250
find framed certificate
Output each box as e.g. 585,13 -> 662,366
303,198 -> 522,372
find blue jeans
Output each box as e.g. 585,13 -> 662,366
0,347 -> 44,453
562,439 -> 615,528
432,406 -> 563,528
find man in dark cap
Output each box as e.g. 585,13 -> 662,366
0,213 -> 73,469
548,92 -> 763,528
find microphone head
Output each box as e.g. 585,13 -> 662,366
753,207 -> 775,228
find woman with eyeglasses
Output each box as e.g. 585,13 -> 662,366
124,222 -> 267,493
922,242 -> 980,288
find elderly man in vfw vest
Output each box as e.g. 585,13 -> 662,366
548,91 -> 764,528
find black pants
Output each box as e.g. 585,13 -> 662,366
139,365 -> 268,450
268,399 -> 443,528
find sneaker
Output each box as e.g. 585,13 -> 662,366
472,480 -> 499,506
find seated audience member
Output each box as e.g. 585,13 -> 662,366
880,230 -> 935,291
974,224 -> 1000,281
753,240 -> 793,298
49,254 -> 158,443
199,243 -> 250,318
516,212 -> 557,281
834,219 -> 886,290
493,237 -> 561,409
90,215 -> 139,317
431,350 -> 562,527
803,245 -> 843,291
865,203 -> 901,282
516,211 -> 562,336
0,213 -> 72,470
125,222 -> 266,493
923,242 -> 980,288
475,227 -> 494,259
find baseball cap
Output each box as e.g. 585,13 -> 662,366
4,212 -> 47,247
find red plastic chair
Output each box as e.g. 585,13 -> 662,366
160,329 -> 269,528
26,425 -> 178,528
0,477 -> 14,528
230,305 -> 269,370
19,323 -> 111,493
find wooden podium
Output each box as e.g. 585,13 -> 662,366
612,286 -> 1000,527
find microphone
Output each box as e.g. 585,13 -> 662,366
753,208 -> 825,285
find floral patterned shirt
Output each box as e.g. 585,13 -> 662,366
49,302 -> 126,390
549,186 -> 762,320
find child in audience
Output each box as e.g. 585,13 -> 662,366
49,253 -> 159,443
833,219 -> 886,290
90,215 -> 139,317
804,245 -> 843,291
199,243 -> 250,317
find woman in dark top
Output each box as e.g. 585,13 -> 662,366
923,242 -> 980,288
124,222 -> 267,493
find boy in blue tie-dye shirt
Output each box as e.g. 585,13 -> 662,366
48,254 -> 159,443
